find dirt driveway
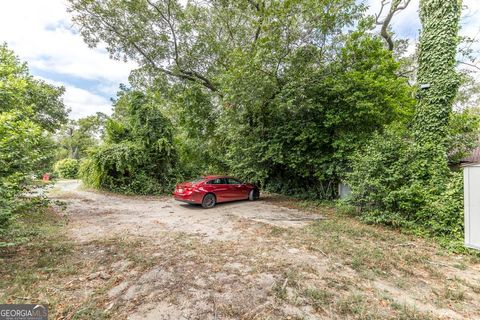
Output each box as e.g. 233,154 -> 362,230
46,180 -> 480,320
54,180 -> 324,243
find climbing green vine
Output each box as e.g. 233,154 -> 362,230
414,0 -> 461,146
346,0 -> 475,251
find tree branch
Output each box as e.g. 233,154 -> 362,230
248,0 -> 264,43
81,3 -> 218,92
458,61 -> 480,71
145,0 -> 179,64
375,0 -> 411,51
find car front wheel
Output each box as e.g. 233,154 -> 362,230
202,193 -> 216,208
248,188 -> 260,201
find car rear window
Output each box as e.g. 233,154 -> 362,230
189,178 -> 205,184
227,178 -> 242,184
206,178 -> 226,184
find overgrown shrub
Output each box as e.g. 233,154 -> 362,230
346,126 -> 469,250
0,45 -> 66,236
80,91 -> 178,194
0,111 -> 54,233
216,32 -> 414,197
54,158 -> 79,179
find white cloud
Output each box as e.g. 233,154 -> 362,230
0,0 -> 135,118
62,85 -> 112,119
39,77 -> 112,119
366,0 -> 480,71
0,0 -> 136,82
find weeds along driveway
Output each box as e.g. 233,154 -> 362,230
40,180 -> 480,319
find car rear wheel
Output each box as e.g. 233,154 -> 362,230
202,193 -> 216,208
248,188 -> 260,201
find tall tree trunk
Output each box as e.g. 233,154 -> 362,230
413,0 -> 461,146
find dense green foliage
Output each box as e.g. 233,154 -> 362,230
55,112 -> 107,160
66,0 -> 478,249
0,45 -> 66,233
217,31 -> 413,196
346,0 -> 473,250
80,90 -> 178,194
54,158 -> 79,179
0,111 -> 52,230
413,0 -> 461,146
0,43 -> 68,132
346,124 -> 474,249
69,0 -> 415,197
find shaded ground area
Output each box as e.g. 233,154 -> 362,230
2,180 -> 480,319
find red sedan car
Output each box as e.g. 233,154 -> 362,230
173,175 -> 260,208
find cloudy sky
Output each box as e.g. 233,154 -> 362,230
0,0 -> 479,119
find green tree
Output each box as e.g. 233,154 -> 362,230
346,0 -> 470,250
54,158 -> 80,179
70,0 -> 418,197
0,45 -> 67,232
69,0 -> 364,94
56,112 -> 108,160
0,43 -> 68,132
219,30 -> 414,196
80,90 -> 178,194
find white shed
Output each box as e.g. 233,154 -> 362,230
464,163 -> 480,250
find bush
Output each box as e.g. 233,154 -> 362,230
54,158 -> 79,179
215,32 -> 414,198
79,142 -> 173,194
0,111 -> 54,233
80,90 -> 178,194
346,127 -> 466,249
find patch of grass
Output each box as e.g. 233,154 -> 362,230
322,275 -> 352,291
0,203 -> 163,319
442,285 -> 466,302
273,270 -> 301,301
390,303 -> 439,320
90,237 -> 157,269
282,199 -> 451,281
217,303 -> 243,318
70,305 -> 108,320
269,226 -> 287,237
453,262 -> 467,270
335,293 -> 369,316
0,205 -> 76,313
303,287 -> 334,310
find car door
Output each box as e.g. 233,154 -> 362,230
205,178 -> 229,202
226,177 -> 249,200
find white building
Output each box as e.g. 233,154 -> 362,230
464,163 -> 480,250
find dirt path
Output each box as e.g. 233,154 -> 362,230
46,180 -> 480,320
53,180 -> 324,242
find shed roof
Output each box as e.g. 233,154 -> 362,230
461,146 -> 480,164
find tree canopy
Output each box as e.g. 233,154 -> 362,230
0,43 -> 68,132
0,44 -> 67,232
69,0 -> 415,196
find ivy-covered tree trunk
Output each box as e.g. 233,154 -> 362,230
413,0 -> 461,146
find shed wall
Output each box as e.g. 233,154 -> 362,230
464,165 -> 480,250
